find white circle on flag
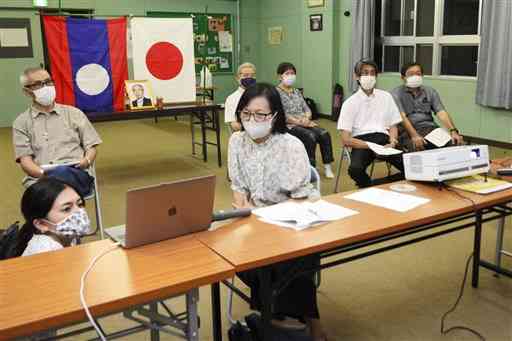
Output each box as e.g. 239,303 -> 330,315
76,63 -> 110,96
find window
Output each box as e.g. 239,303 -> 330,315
377,0 -> 481,77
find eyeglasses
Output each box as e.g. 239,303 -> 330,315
25,78 -> 54,90
240,110 -> 274,122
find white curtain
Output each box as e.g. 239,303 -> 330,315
476,0 -> 512,109
348,0 -> 376,92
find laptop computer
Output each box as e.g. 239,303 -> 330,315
105,175 -> 216,248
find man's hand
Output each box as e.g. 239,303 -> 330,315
451,132 -> 464,145
411,135 -> 426,151
307,120 -> 318,128
76,157 -> 90,170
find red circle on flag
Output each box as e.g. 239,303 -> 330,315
145,42 -> 184,80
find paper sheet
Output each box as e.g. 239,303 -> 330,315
425,128 -> 451,147
252,200 -> 359,230
0,28 -> 29,47
344,187 -> 430,212
218,31 -> 232,52
367,142 -> 403,156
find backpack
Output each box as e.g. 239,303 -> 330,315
304,98 -> 320,120
332,83 -> 344,122
0,222 -> 21,260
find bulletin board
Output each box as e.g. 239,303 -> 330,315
148,11 -> 234,74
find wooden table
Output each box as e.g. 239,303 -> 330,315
197,181 -> 512,340
87,102 -> 223,167
0,236 -> 234,340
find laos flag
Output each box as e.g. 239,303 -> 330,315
42,16 -> 128,112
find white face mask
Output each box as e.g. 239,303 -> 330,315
282,74 -> 296,87
406,75 -> 423,88
45,208 -> 91,237
33,85 -> 56,107
359,76 -> 376,90
243,116 -> 274,140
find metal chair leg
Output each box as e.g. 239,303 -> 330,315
495,217 -> 505,275
93,173 -> 104,239
369,161 -> 376,178
334,149 -> 345,193
226,277 -> 237,326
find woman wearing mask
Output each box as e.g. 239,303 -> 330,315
275,62 -> 335,179
14,177 -> 91,257
228,83 -> 327,340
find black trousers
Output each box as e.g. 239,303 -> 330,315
349,133 -> 405,188
288,126 -> 334,167
237,255 -> 320,320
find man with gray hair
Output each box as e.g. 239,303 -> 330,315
224,62 -> 256,131
13,66 -> 102,194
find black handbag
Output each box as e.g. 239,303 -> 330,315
0,222 -> 20,260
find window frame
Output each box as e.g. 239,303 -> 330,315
380,0 -> 481,79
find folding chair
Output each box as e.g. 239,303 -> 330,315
333,145 -> 391,193
84,162 -> 105,239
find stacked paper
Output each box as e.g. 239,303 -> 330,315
252,200 -> 359,231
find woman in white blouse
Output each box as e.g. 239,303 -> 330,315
228,83 -> 327,340
14,177 -> 91,257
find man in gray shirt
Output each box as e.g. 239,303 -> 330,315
391,62 -> 464,152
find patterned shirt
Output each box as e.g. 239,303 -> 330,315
22,234 -> 63,256
228,132 -> 318,207
276,86 -> 311,127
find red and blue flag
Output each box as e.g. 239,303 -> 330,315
42,16 -> 128,112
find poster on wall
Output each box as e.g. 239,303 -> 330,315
0,18 -> 33,58
268,26 -> 283,45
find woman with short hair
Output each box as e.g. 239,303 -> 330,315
228,83 -> 327,340
276,62 -> 335,179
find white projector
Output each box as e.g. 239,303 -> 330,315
403,145 -> 490,182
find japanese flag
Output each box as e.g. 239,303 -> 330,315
131,18 -> 196,103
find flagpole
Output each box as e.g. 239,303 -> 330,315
202,5 -> 208,104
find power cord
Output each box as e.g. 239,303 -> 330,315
439,182 -> 484,340
80,242 -> 121,341
440,253 -> 485,341
440,182 -> 477,208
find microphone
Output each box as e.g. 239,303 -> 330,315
212,208 -> 252,222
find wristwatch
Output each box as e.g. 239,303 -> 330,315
449,128 -> 459,134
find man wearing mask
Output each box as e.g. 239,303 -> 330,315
224,62 -> 257,132
12,67 -> 102,194
337,60 -> 404,188
391,62 -> 464,152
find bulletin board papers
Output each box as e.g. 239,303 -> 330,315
218,31 -> 232,52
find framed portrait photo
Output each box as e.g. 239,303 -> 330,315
125,80 -> 155,110
310,14 -> 323,31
